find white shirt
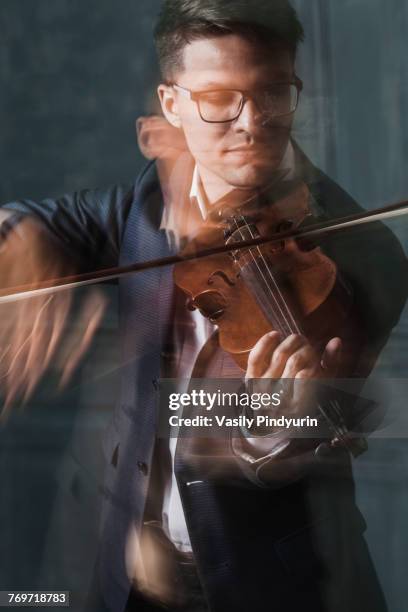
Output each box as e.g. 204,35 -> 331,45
160,143 -> 297,552
160,163 -> 215,552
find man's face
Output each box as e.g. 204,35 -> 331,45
159,35 -> 296,193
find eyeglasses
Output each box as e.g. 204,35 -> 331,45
173,78 -> 303,124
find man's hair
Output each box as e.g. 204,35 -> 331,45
154,0 -> 304,82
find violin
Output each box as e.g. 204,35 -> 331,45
0,198 -> 406,306
172,177 -> 380,457
0,194 -> 406,454
174,177 -> 353,372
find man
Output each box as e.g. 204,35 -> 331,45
0,1 -> 407,611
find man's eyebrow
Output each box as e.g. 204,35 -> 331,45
195,81 -> 226,90
194,73 -> 295,91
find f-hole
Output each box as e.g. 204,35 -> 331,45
208,270 -> 237,287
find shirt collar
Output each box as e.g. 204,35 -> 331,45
189,140 -> 297,220
159,139 -> 321,245
189,164 -> 210,220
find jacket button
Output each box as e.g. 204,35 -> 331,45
137,461 -> 148,476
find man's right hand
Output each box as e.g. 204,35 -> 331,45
0,212 -> 106,417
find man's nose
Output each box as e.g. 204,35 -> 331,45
233,97 -> 264,132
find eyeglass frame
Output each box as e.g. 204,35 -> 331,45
172,77 -> 303,124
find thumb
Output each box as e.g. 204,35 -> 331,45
321,337 -> 342,376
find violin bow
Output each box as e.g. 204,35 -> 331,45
0,198 -> 407,304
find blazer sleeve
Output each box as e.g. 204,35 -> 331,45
1,182 -> 135,270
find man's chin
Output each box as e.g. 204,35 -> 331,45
222,163 -> 283,191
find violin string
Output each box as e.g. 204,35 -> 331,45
232,215 -> 292,337
231,216 -> 287,336
231,218 -> 351,450
234,216 -> 349,448
233,214 -> 298,336
247,230 -> 299,334
231,216 -> 294,337
242,216 -> 301,336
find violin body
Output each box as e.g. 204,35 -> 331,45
174,179 -> 350,370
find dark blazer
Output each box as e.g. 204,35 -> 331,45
4,145 -> 407,612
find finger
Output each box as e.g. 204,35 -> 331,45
59,291 -> 106,388
287,366 -> 321,418
4,365 -> 32,414
246,331 -> 281,379
21,296 -> 57,401
44,292 -> 72,364
0,344 -> 11,372
5,293 -> 56,404
263,334 -> 307,379
9,296 -> 55,404
294,367 -> 319,380
18,288 -> 73,403
3,304 -> 36,399
4,303 -> 31,377
0,309 -> 16,379
321,337 -> 342,376
1,394 -> 14,423
279,345 -> 318,379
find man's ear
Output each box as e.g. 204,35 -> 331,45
157,84 -> 182,129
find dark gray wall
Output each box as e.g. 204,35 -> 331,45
0,1 -> 407,610
1,0 -> 407,211
293,0 -> 408,211
0,0 -> 162,202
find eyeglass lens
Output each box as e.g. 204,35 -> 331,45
198,84 -> 298,122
